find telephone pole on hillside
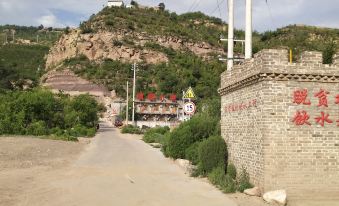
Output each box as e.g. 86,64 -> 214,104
132,63 -> 137,125
126,81 -> 129,125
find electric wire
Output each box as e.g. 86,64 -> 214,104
264,0 -> 283,46
210,0 -> 226,16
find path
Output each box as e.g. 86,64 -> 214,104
18,123 -> 237,206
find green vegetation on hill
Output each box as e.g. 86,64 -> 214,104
64,45 -> 224,99
0,44 -> 49,90
82,7 -> 230,46
0,89 -> 103,140
0,25 -> 62,46
0,25 -> 64,91
256,25 -> 338,63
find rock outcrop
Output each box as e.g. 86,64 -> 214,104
46,29 -> 225,69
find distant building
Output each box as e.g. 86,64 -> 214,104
135,93 -> 181,122
108,0 -> 124,7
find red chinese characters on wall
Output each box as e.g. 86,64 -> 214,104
315,112 -> 333,127
293,111 -> 311,126
293,89 -> 311,105
292,88 -> 338,127
225,99 -> 257,113
314,89 -> 329,107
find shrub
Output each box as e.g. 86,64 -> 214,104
185,141 -> 201,165
121,125 -> 142,134
165,114 -> 219,159
26,121 -> 47,136
208,166 -> 236,193
224,174 -> 237,193
167,125 -> 192,159
143,132 -> 164,143
237,167 -> 253,192
161,132 -> 171,157
227,163 -> 237,180
198,136 -> 227,174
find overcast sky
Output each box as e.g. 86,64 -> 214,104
0,0 -> 338,32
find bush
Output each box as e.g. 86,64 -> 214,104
227,163 -> 237,180
26,121 -> 47,136
237,167 -> 253,192
0,90 -> 101,140
224,174 -> 237,193
143,132 -> 163,143
208,166 -> 236,193
143,126 -> 170,143
185,141 -> 201,165
167,125 -> 192,159
165,114 -> 219,159
121,125 -> 142,134
198,136 -> 227,175
161,132 -> 171,157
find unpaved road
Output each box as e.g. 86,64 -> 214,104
1,123 -> 238,206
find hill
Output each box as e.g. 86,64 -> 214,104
257,25 -> 338,62
2,7 -> 338,98
0,25 -> 65,91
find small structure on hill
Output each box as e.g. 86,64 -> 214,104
108,0 -> 124,7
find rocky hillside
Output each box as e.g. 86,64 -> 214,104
43,7 -> 338,98
46,8 -> 227,69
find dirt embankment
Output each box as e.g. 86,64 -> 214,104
0,137 -> 88,206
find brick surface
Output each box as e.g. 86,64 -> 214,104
219,49 -> 339,200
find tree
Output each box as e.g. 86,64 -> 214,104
158,3 -> 165,11
38,24 -> 44,30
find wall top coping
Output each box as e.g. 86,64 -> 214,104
219,49 -> 339,95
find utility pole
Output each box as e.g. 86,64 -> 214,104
126,81 -> 129,125
12,30 -> 15,43
227,0 -> 234,70
4,33 -> 7,44
37,35 -> 39,43
245,0 -> 253,59
132,63 -> 137,125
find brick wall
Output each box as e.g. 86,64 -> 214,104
219,49 -> 339,200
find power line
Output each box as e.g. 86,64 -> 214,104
210,0 -> 226,16
187,0 -> 199,12
187,0 -> 202,13
216,0 -> 223,19
264,0 -> 283,46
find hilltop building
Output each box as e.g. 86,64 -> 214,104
108,0 -> 124,7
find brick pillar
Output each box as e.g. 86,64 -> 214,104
333,53 -> 339,66
300,51 -> 323,65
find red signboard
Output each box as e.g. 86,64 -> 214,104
148,93 -> 156,101
170,94 -> 177,102
137,92 -> 144,101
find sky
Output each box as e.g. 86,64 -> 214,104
0,0 -> 338,32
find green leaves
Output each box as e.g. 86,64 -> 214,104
0,90 -> 101,138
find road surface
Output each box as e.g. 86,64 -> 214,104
16,122 -> 237,206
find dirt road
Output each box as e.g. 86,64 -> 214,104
1,123 -> 237,206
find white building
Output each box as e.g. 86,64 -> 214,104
108,0 -> 124,7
